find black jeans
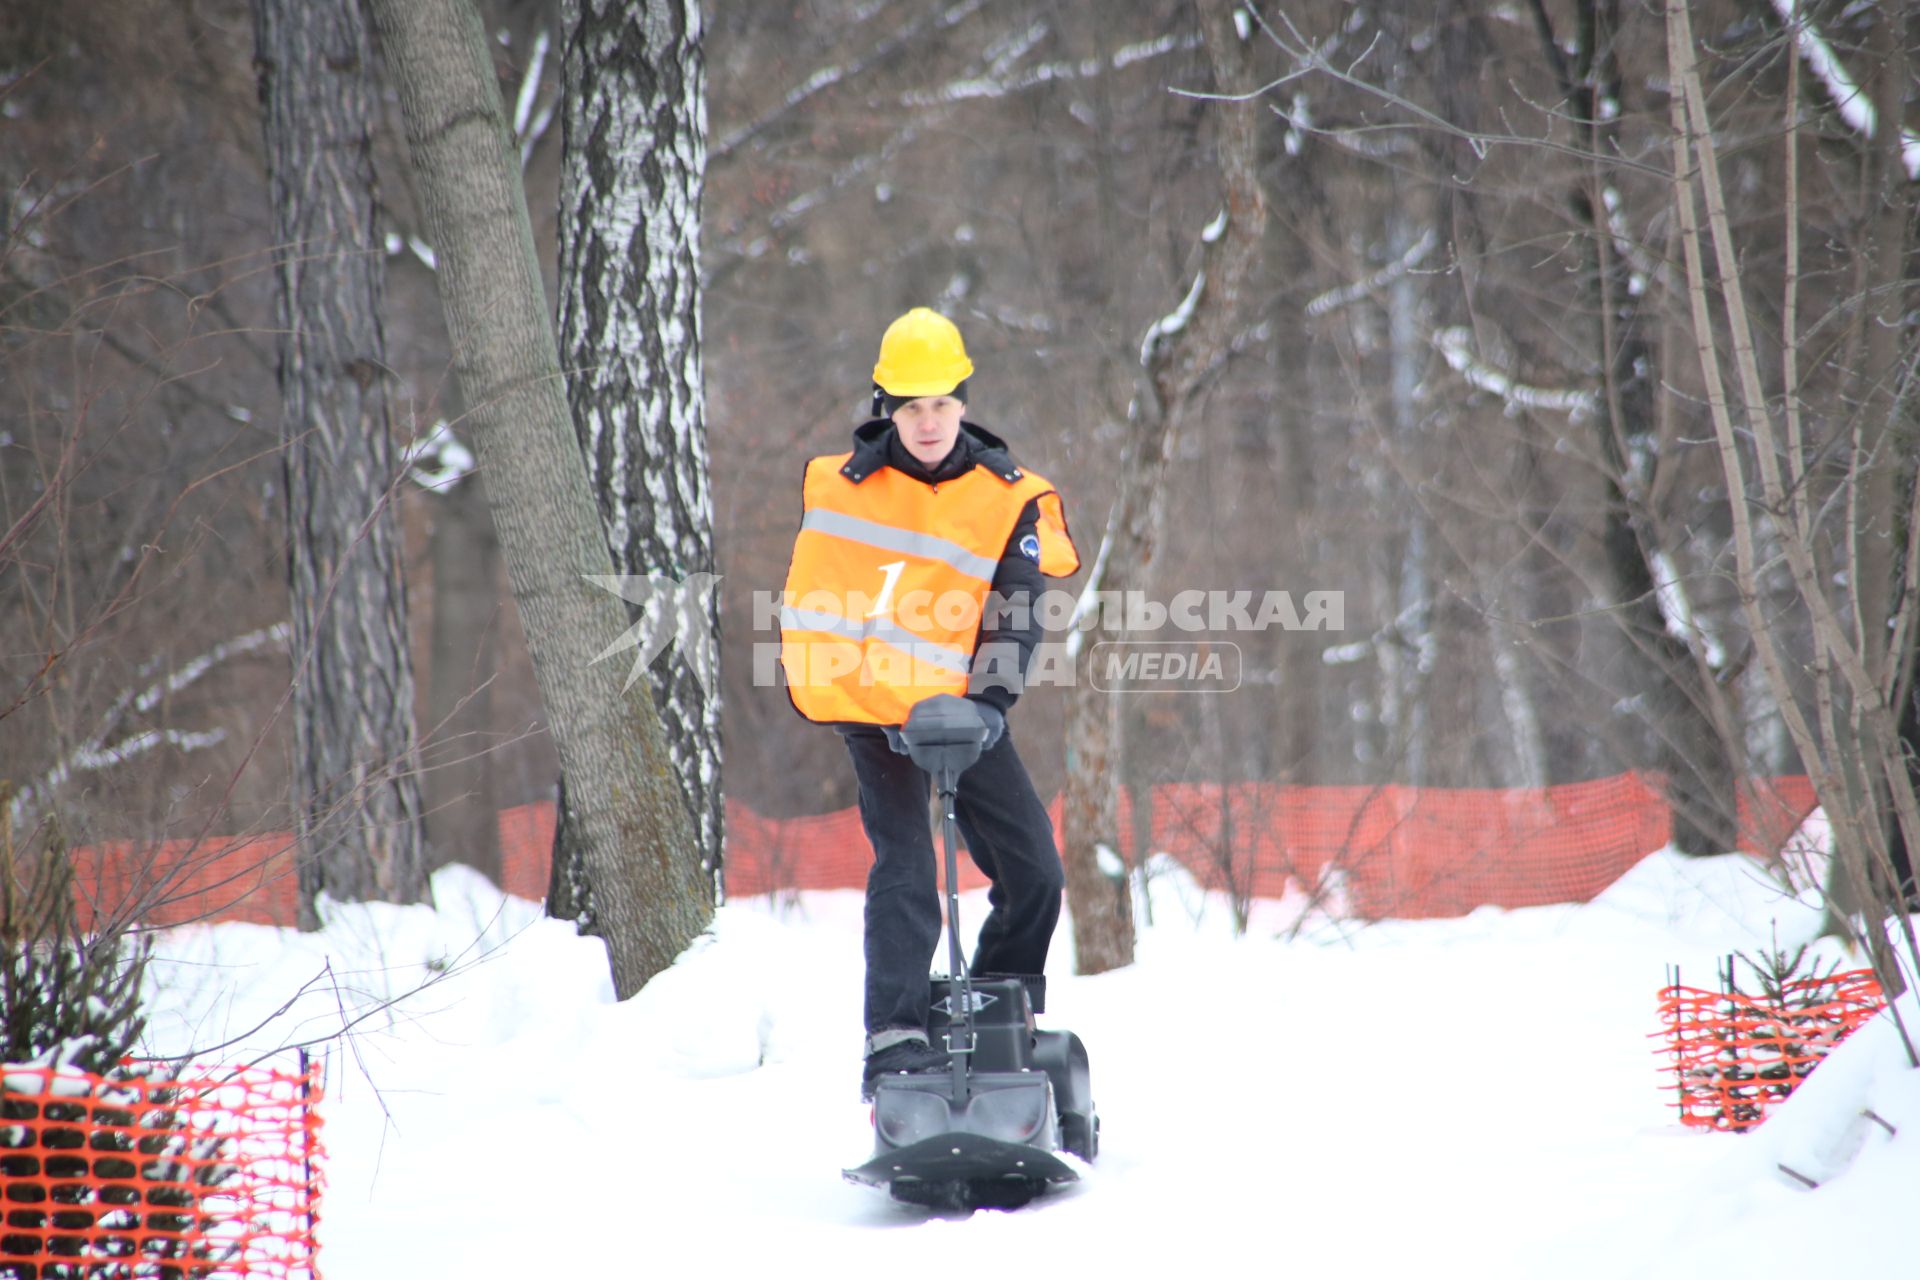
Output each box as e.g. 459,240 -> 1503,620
841,726 -> 1065,1036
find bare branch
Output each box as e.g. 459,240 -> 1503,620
1769,0 -> 1920,179
1185,4 -> 1672,178
711,0 -> 988,161
7,624 -> 290,833
1431,326 -> 1599,418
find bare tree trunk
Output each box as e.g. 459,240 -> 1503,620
1118,698 -> 1155,927
1062,643 -> 1132,972
1540,0 -> 1739,852
366,0 -> 711,999
423,467 -> 501,884
1848,9 -> 1908,699
553,0 -> 723,921
1200,678 -> 1247,933
1060,6 -> 1268,974
1667,0 -> 1920,1041
1266,315 -> 1321,791
254,0 -> 427,927
1840,6 -> 1914,918
1491,614 -> 1548,788
1385,209 -> 1432,784
1889,634 -> 1920,902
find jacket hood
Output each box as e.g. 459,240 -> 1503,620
838,419 -> 1024,485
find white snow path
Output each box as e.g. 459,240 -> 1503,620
128,844 -> 1914,1277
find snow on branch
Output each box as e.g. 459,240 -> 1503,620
1062,526 -> 1113,660
514,28 -> 558,170
72,728 -> 228,772
713,110 -> 933,267
7,624 -> 289,833
984,19 -> 1050,72
1771,0 -> 1920,179
1431,326 -> 1598,419
1321,601 -> 1423,667
1141,264 -> 1208,367
1306,227 -> 1436,317
1266,92 -> 1414,161
1650,548 -> 1727,669
138,626 -> 288,714
403,420 -> 476,492
1320,637 -> 1374,666
712,0 -> 988,161
709,14 -> 1197,268
384,232 -> 437,271
1218,2 -> 1672,179
711,16 -> 1196,269
904,31 -> 1200,106
1601,186 -> 1658,298
1139,202 -> 1227,369
512,28 -> 550,143
520,110 -> 557,174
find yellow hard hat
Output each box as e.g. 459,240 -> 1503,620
872,307 -> 975,397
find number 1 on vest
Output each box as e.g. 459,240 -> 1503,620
867,559 -> 906,619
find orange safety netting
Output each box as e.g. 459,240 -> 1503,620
705,772 -> 1817,916
1,1058 -> 324,1278
69,836 -> 299,933
1654,968 -> 1885,1131
1145,775 -> 1674,916
72,772 -> 1820,927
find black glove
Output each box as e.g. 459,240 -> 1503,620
969,698 -> 1006,752
883,701 -> 1004,755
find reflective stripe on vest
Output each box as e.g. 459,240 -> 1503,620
798,509 -> 1001,582
778,605 -> 973,675
780,452 -> 1078,725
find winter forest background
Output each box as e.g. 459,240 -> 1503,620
4,0 -> 1919,991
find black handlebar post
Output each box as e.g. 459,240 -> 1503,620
937,762 -> 975,1101
896,695 -> 990,1104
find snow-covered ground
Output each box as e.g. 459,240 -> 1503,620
137,837 -> 1919,1277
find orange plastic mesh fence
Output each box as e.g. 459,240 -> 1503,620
1146,775 -> 1672,916
1654,969 -> 1884,1131
0,1058 -> 324,1278
69,835 -> 299,934
582,773 -> 1816,915
74,772 -> 1820,925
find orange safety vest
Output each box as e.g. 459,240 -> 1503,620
781,452 -> 1079,726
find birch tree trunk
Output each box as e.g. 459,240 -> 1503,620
366,0 -> 711,998
1060,5 -> 1268,974
254,0 -> 427,926
552,0 -> 723,923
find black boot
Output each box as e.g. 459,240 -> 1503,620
861,1037 -> 949,1100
